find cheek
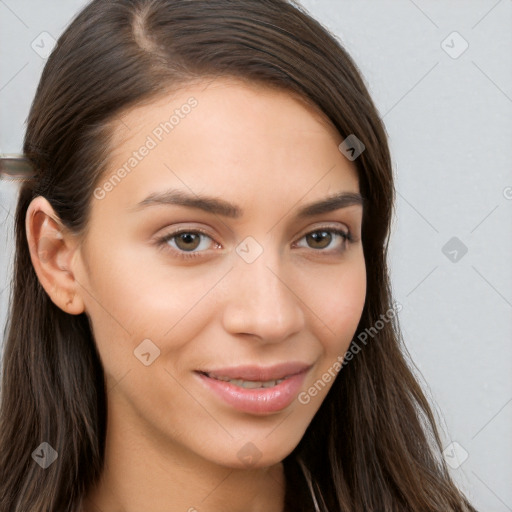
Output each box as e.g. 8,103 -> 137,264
79,239 -> 182,330
303,254 -> 366,353
296,258 -> 366,409
332,268 -> 366,341
75,241 -> 166,377
78,242 -> 220,375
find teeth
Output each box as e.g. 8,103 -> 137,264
207,373 -> 285,388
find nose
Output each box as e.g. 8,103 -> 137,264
221,248 -> 306,344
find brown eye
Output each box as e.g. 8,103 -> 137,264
156,229 -> 217,261
174,232 -> 202,252
296,227 -> 352,253
305,230 -> 333,249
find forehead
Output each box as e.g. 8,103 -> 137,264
108,76 -> 344,163
95,77 -> 359,217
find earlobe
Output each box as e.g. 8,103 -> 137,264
25,196 -> 86,315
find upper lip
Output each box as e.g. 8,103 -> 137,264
197,362 -> 312,381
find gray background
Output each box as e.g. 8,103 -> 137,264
1,1 -> 511,510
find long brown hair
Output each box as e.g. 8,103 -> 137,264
0,1 -> 477,510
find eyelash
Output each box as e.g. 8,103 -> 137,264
155,226 -> 354,261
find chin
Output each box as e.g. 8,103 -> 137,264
200,434 -> 300,470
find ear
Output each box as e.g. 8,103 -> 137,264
25,196 -> 86,315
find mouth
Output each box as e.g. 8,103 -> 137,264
194,362 -> 312,414
197,371 -> 292,389
197,361 -> 311,381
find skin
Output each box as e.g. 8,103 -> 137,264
26,77 -> 366,512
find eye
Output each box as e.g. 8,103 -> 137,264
155,225 -> 355,261
294,227 -> 353,253
155,228 -> 218,261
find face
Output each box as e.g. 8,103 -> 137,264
33,77 -> 366,469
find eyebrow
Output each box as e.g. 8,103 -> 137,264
129,188 -> 364,218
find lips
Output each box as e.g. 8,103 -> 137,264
197,362 -> 312,382
194,362 -> 312,414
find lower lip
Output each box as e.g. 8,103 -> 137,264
195,370 -> 308,414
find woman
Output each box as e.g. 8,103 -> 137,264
0,0 -> 478,511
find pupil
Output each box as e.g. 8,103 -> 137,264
178,233 -> 199,251
308,231 -> 330,249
